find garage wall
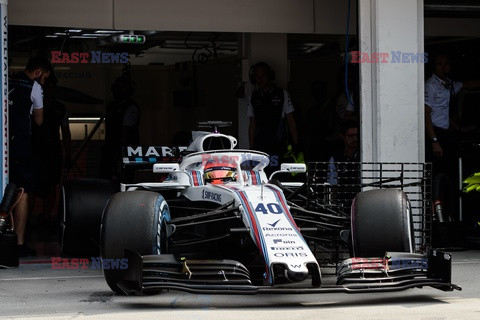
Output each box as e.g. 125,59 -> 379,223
8,0 -> 356,35
8,1 -> 480,37
425,18 -> 480,37
114,0 -> 314,33
314,0 -> 357,35
8,0 -> 114,29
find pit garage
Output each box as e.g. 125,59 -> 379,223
1,0 -> 480,318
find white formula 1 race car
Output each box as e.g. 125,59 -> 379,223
61,122 -> 459,295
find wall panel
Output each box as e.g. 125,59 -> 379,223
113,0 -> 314,33
9,0 -> 113,28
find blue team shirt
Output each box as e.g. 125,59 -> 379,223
425,73 -> 462,129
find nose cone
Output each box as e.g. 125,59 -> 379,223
286,269 -> 308,282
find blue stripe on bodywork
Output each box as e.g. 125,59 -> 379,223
266,185 -> 310,248
254,171 -> 262,184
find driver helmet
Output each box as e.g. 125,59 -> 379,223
204,161 -> 237,185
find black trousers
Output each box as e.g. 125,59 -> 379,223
426,126 -> 460,219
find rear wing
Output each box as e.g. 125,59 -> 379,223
122,146 -> 188,165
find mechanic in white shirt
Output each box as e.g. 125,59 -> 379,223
425,53 -> 480,158
425,53 -> 480,223
9,56 -> 52,256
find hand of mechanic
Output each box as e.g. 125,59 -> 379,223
432,141 -> 443,157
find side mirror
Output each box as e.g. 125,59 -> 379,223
153,163 -> 180,173
280,163 -> 306,173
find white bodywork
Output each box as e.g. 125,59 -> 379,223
120,132 -> 317,284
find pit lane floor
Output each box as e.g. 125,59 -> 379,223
0,250 -> 479,320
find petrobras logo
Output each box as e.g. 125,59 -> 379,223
51,257 -> 128,270
51,51 -> 129,64
350,51 -> 428,64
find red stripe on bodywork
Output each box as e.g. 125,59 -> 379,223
192,171 -> 199,186
250,170 -> 258,185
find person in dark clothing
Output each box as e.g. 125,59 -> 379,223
305,80 -> 339,162
328,119 -> 359,164
425,53 -> 480,222
246,62 -> 300,174
326,119 -> 360,209
99,70 -> 139,185
9,56 -> 52,256
32,72 -> 71,222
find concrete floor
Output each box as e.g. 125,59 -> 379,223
1,213 -> 479,320
0,248 -> 479,320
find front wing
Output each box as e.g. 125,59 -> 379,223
114,249 -> 460,295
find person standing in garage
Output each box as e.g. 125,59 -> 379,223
425,53 -> 480,223
32,71 -> 71,226
99,69 -> 139,187
326,119 -> 360,209
247,62 -> 301,174
9,56 -> 52,256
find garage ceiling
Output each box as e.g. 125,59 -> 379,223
8,26 -> 343,65
8,1 -> 480,65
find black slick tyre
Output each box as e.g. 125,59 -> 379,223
351,188 -> 414,257
100,191 -> 170,294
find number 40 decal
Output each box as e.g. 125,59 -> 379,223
255,203 -> 283,214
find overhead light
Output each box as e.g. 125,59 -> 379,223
54,32 -> 67,36
304,43 -> 324,54
45,35 -> 58,38
69,117 -> 102,122
71,35 -> 97,39
66,29 -> 82,33
85,33 -> 111,37
95,30 -> 124,34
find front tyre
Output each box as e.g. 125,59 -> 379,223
100,191 -> 170,294
351,189 -> 414,257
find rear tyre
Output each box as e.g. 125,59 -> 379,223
351,189 -> 414,257
101,191 -> 170,294
61,179 -> 114,257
